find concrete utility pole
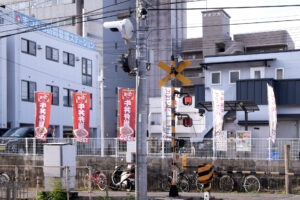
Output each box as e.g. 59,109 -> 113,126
135,0 -> 148,199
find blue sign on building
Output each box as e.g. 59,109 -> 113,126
14,11 -> 95,50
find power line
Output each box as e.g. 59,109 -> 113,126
0,0 -> 133,29
0,7 -> 133,39
149,4 -> 300,10
142,18 -> 300,32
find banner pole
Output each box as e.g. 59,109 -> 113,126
268,137 -> 271,161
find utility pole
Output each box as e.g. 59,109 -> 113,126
135,0 -> 148,199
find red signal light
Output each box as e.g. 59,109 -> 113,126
183,96 -> 192,105
183,117 -> 193,127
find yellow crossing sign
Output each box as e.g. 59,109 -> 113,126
157,60 -> 192,87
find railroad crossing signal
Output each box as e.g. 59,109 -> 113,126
157,60 -> 192,87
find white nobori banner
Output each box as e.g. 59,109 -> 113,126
267,84 -> 277,143
161,87 -> 179,140
211,89 -> 225,134
211,89 -> 226,151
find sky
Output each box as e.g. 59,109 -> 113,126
187,0 -> 300,48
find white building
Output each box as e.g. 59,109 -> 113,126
199,50 -> 300,139
149,96 -> 205,139
0,8 -> 101,138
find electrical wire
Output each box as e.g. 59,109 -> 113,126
148,4 -> 300,10
0,0 -> 133,29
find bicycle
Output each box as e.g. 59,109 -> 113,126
160,170 -> 190,192
190,170 -> 204,192
83,168 -> 107,191
219,173 -> 260,193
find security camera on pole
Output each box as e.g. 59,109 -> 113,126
103,19 -> 134,44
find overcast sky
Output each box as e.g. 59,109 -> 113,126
187,0 -> 300,48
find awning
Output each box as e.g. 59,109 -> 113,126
197,100 -> 259,112
200,58 -> 276,68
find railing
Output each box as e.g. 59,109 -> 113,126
0,137 -> 300,160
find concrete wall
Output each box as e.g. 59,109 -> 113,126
0,39 -> 7,128
147,0 -> 187,98
102,0 -> 136,138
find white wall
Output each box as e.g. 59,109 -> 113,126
0,39 -> 7,128
6,31 -> 100,137
203,50 -> 300,138
149,96 -> 205,138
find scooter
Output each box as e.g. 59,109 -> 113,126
110,164 -> 135,192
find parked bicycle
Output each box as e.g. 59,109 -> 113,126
219,173 -> 260,193
83,168 -> 107,191
189,170 -> 204,192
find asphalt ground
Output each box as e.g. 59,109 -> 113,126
29,190 -> 300,200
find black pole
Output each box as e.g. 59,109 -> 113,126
245,110 -> 248,130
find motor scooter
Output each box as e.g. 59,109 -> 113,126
110,164 -> 135,192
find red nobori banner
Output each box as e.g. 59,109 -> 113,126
35,92 -> 52,141
73,93 -> 90,144
118,88 -> 136,141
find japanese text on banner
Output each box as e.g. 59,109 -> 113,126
118,88 -> 136,141
35,92 -> 52,141
73,93 -> 90,144
161,87 -> 179,140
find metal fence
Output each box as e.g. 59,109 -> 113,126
0,182 -> 28,200
0,137 -> 300,160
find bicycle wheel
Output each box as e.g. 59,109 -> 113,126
161,175 -> 172,192
178,179 -> 190,192
243,175 -> 261,193
195,178 -> 204,192
219,175 -> 234,192
96,173 -> 107,191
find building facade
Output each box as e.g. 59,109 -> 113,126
0,7 -> 100,138
180,9 -> 296,140
199,50 -> 300,139
2,0 -> 188,138
149,96 -> 205,139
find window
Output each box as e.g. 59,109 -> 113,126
211,71 -> 221,85
82,58 -> 92,86
21,38 -> 36,56
63,88 -> 75,107
276,68 -> 284,80
83,92 -> 93,110
229,71 -> 240,84
250,67 -> 265,79
46,46 -> 59,62
63,51 -> 75,66
46,85 -> 59,105
90,93 -> 92,110
216,43 -> 225,53
151,113 -> 161,125
21,80 -> 36,102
